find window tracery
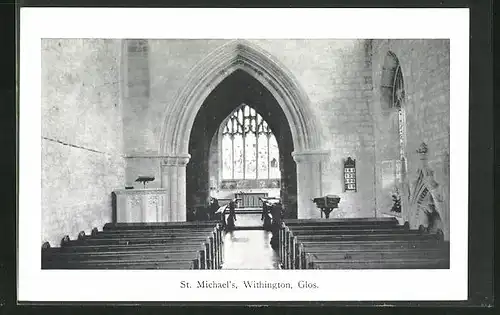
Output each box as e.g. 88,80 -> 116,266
221,104 -> 280,181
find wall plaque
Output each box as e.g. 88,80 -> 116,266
343,157 -> 357,192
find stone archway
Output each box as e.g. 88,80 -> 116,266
159,40 -> 327,221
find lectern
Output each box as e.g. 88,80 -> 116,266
135,176 -> 155,188
312,195 -> 341,219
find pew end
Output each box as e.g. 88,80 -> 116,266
418,225 -> 429,234
42,242 -> 51,249
60,235 -> 71,247
436,229 -> 444,241
403,221 -> 410,230
78,231 -> 86,240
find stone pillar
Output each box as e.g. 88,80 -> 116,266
161,155 -> 190,222
292,150 -> 329,219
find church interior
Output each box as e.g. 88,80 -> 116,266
41,39 -> 450,270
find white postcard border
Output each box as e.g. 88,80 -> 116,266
19,8 -> 469,302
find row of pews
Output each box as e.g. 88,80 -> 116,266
42,221 -> 223,270
279,217 -> 450,269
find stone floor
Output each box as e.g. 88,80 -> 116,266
223,213 -> 264,227
221,230 -> 280,269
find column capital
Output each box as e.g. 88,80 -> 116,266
292,150 -> 330,164
161,154 -> 191,166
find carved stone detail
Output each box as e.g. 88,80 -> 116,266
60,235 -> 70,247
408,142 -> 447,237
292,150 -> 330,164
129,195 -> 142,207
162,155 -> 191,166
114,188 -> 168,195
416,142 -> 428,155
77,231 -> 85,240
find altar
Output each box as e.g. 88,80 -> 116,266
234,192 -> 269,208
112,188 -> 168,223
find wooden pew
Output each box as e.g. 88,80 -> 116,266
278,218 -> 403,263
77,234 -> 216,269
43,221 -> 222,270
296,239 -> 448,268
285,231 -> 442,269
299,246 -> 450,269
43,245 -> 209,269
44,258 -> 200,270
103,221 -> 222,229
42,239 -> 205,270
98,222 -> 222,268
43,236 -> 212,270
280,219 -> 448,270
282,217 -> 399,226
102,222 -> 223,268
102,222 -> 222,251
306,257 -> 449,269
279,220 -> 409,268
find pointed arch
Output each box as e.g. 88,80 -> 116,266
159,40 -> 322,157
380,50 -> 406,109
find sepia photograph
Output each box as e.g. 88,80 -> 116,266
19,8 -> 470,302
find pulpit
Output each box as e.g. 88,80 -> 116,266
112,188 -> 168,223
312,195 -> 341,219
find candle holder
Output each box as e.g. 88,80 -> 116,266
312,195 -> 341,219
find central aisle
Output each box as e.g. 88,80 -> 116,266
221,230 -> 280,270
223,213 -> 263,228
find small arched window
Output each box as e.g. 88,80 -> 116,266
393,63 -> 407,163
381,51 -> 407,184
221,104 -> 280,180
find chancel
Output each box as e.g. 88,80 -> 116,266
41,39 -> 450,270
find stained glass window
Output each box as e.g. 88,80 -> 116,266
257,133 -> 269,177
222,134 -> 233,179
269,136 -> 280,179
221,104 -> 280,180
245,133 -> 257,179
233,136 -> 244,179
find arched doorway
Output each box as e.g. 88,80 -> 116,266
186,69 -> 297,221
159,40 -> 326,222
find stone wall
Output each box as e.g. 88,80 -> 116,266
122,40 -> 227,189
371,39 -> 450,237
41,39 -> 125,246
40,38 -> 450,243
241,40 -> 376,218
